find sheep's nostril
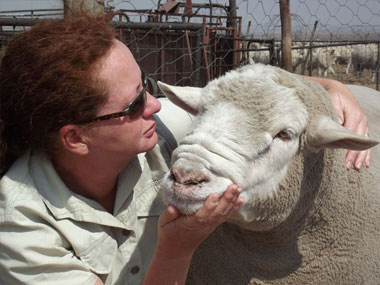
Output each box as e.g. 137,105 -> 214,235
170,167 -> 182,182
170,167 -> 209,185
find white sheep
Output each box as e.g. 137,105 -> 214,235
157,63 -> 380,284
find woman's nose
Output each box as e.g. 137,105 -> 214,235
143,92 -> 161,118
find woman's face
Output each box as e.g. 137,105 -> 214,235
85,40 -> 162,166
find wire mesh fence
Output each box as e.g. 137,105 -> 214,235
110,1 -> 242,91
240,0 -> 380,90
1,0 -> 380,91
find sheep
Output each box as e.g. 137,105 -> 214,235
351,44 -> 378,82
248,42 -> 280,66
293,45 -> 339,76
157,63 -> 380,284
336,44 -> 378,81
309,47 -> 339,77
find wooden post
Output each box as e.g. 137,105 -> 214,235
301,20 -> 318,75
63,0 -> 105,17
377,42 -> 380,91
228,0 -> 237,28
280,0 -> 292,71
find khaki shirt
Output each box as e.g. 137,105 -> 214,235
0,99 -> 193,284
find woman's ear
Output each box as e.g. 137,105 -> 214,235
58,125 -> 89,155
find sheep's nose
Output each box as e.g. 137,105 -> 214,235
170,167 -> 209,185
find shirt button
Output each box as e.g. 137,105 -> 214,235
122,229 -> 131,236
130,266 -> 140,274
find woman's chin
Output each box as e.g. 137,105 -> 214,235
142,132 -> 159,152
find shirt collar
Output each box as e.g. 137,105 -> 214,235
30,150 -> 139,229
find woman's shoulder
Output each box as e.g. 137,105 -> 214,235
0,151 -> 46,221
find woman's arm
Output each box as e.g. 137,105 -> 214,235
143,185 -> 243,285
307,77 -> 370,170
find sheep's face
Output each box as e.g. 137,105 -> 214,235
159,64 -> 308,226
158,64 -> 378,231
163,101 -> 305,215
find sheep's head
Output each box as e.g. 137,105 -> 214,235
158,64 -> 378,231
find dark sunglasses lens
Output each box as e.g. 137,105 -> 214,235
128,91 -> 146,119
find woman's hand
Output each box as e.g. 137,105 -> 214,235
157,184 -> 243,256
307,77 -> 370,170
143,185 -> 243,285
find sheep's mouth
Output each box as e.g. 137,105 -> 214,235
172,180 -> 208,191
175,179 -> 207,186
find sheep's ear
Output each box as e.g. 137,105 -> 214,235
305,115 -> 379,152
157,81 -> 202,115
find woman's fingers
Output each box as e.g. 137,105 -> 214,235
344,125 -> 371,170
213,185 -> 241,215
193,184 -> 242,224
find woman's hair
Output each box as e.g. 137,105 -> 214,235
0,16 -> 116,176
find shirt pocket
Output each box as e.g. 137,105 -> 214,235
51,218 -> 118,275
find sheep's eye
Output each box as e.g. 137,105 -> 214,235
276,130 -> 291,141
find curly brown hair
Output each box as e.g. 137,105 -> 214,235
0,16 -> 116,176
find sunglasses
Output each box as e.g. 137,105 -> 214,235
78,68 -> 148,125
